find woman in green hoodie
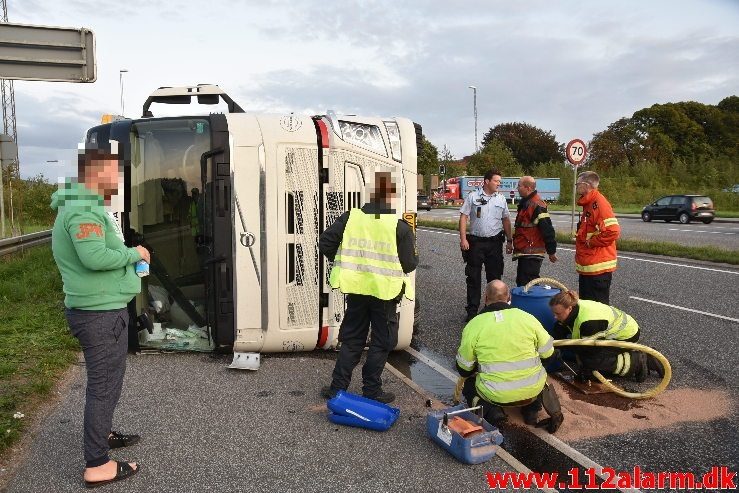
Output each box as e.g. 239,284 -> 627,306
51,128 -> 149,488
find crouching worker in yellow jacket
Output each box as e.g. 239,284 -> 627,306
456,280 -> 564,433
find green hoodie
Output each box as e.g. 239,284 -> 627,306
51,180 -> 142,310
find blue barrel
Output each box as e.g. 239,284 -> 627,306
510,285 -> 561,335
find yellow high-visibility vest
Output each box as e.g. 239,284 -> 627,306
329,209 -> 414,300
456,308 -> 553,404
572,300 -> 639,341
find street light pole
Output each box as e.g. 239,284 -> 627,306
468,85 -> 478,152
119,69 -> 128,116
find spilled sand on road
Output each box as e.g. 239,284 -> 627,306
546,380 -> 733,442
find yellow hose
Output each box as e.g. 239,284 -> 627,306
523,277 -> 569,293
553,339 -> 672,399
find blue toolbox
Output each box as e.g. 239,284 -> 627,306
426,405 -> 504,464
327,391 -> 400,432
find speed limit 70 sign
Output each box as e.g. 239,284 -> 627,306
566,139 -> 587,166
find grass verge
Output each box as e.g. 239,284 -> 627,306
0,223 -> 53,240
0,246 -> 78,456
417,219 -> 739,265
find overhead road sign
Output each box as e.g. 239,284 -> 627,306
0,22 -> 96,82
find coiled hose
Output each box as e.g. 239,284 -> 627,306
524,277 -> 672,399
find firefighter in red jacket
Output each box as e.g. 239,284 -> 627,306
511,176 -> 558,286
575,171 -> 620,304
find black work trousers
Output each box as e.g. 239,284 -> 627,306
575,331 -> 640,377
579,272 -> 613,305
462,376 -> 561,425
330,293 -> 400,397
515,256 -> 544,287
464,234 -> 505,316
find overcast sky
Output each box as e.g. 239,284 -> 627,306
7,0 -> 739,178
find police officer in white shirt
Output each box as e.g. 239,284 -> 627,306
459,169 -> 513,322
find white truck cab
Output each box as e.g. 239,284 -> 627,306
96,85 -> 420,357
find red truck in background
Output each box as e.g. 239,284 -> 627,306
433,176 -> 483,205
433,176 -> 561,205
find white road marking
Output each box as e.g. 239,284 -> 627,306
401,347 -> 640,493
420,228 -> 739,275
630,297 -> 739,323
667,228 -> 736,235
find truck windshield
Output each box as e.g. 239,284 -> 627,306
129,118 -> 213,351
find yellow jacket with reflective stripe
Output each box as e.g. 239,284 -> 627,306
329,209 -> 414,300
575,189 -> 620,275
456,306 -> 554,404
572,300 -> 639,341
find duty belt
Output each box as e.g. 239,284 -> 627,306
467,232 -> 504,242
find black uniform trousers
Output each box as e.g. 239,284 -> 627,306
515,256 -> 544,287
578,272 -> 613,305
330,293 -> 400,397
574,331 -> 640,377
464,233 -> 505,317
461,376 -> 561,425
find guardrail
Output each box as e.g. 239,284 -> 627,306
0,230 -> 52,257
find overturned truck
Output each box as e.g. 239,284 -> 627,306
95,85 -> 421,358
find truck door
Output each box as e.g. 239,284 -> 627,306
124,115 -> 234,351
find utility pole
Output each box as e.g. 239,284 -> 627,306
119,69 -> 128,116
468,85 -> 478,153
1,0 -> 20,237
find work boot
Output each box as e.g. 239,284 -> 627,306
647,355 -> 665,377
483,406 -> 508,428
628,352 -> 648,383
363,390 -> 395,404
536,411 -> 564,434
321,386 -> 340,400
522,408 -> 539,426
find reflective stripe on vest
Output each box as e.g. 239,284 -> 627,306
575,259 -> 618,273
329,209 -> 414,300
572,300 -> 639,341
482,368 -> 547,392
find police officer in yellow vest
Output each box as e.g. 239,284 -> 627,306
549,290 -> 663,381
319,171 -> 418,404
456,280 -> 564,432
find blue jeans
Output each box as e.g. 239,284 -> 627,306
65,308 -> 128,468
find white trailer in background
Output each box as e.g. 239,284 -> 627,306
94,85 -> 421,364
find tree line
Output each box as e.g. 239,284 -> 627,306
2,95 -> 738,234
418,95 -> 739,210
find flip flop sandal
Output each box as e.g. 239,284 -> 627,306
84,461 -> 140,489
108,431 -> 140,449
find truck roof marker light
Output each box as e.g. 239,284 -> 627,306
315,119 -> 330,148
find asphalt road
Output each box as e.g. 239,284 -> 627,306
4,229 -> 737,492
418,209 -> 739,252
412,226 -> 739,489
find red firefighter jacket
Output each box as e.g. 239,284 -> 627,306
575,189 -> 620,276
512,191 -> 557,259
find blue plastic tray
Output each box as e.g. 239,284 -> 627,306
426,404 -> 504,464
327,391 -> 400,431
